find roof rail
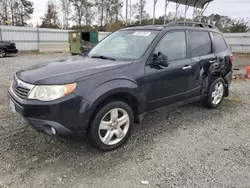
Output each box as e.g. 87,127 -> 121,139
124,24 -> 149,28
166,21 -> 216,29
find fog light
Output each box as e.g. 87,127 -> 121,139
51,127 -> 56,135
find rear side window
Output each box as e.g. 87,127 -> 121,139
154,31 -> 187,61
211,32 -> 228,53
188,31 -> 212,57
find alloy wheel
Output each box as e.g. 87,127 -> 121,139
0,49 -> 6,58
98,108 -> 130,146
211,82 -> 224,105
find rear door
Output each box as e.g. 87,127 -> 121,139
187,30 -> 217,98
210,32 -> 232,74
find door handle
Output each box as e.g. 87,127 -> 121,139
182,65 -> 192,70
209,60 -> 216,63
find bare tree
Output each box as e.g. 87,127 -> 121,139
103,0 -> 123,24
16,0 -> 34,26
60,0 -> 71,29
111,0 -> 123,23
72,0 -> 95,27
72,0 -> 86,27
8,0 -> 15,25
0,0 -> 9,25
40,2 -> 60,28
134,0 -> 150,21
84,2 -> 94,26
0,0 -> 33,26
95,0 -> 105,27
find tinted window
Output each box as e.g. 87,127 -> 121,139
189,31 -> 212,57
154,31 -> 187,61
211,32 -> 227,53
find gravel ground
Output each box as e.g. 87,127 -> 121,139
0,53 -> 250,188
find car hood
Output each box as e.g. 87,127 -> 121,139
16,56 -> 132,85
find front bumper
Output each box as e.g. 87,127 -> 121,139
8,89 -> 89,136
7,49 -> 18,54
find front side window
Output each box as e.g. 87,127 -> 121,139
154,31 -> 187,61
188,31 -> 212,57
89,30 -> 159,60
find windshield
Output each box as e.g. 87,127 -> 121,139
89,30 -> 159,60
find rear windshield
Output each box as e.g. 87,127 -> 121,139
89,30 -> 159,60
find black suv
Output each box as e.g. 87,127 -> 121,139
8,22 -> 233,151
0,41 -> 18,57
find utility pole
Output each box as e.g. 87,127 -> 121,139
129,0 -> 131,24
140,0 -> 142,24
164,0 -> 169,25
125,0 -> 128,26
153,0 -> 158,25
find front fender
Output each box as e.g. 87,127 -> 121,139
76,78 -> 145,130
88,78 -> 144,109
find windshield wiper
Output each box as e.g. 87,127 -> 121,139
90,55 -> 116,61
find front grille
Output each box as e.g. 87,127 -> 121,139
11,76 -> 34,100
12,85 -> 30,99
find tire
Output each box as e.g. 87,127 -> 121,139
0,49 -> 6,58
204,77 -> 225,108
87,101 -> 134,151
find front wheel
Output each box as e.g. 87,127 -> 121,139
0,49 -> 6,58
87,101 -> 134,151
204,78 -> 225,108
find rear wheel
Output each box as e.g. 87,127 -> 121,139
0,49 -> 6,58
204,78 -> 225,108
87,101 -> 134,151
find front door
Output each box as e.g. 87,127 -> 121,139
144,31 -> 192,111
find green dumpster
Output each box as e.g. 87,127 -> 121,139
69,31 -> 99,55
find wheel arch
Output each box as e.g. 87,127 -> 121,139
201,72 -> 229,97
87,90 -> 143,128
77,78 -> 146,130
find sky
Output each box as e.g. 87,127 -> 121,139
29,0 -> 250,26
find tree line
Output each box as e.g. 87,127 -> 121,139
0,0 -> 34,26
0,0 -> 249,33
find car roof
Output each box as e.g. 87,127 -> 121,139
120,22 -> 220,33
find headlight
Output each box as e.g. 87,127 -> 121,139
28,83 -> 77,101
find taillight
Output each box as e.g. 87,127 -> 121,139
229,53 -> 234,64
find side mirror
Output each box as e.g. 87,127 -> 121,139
153,52 -> 169,67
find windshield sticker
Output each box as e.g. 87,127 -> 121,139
133,32 -> 151,36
